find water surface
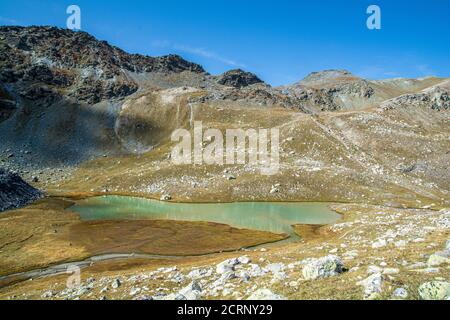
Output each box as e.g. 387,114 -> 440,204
69,196 -> 340,239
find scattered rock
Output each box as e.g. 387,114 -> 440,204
188,268 -> 212,279
392,288 -> 408,299
269,187 -> 279,194
216,258 -> 239,274
237,256 -> 251,264
367,265 -> 382,274
160,194 -> 172,201
41,290 -> 54,299
418,281 -> 449,300
130,287 -> 141,296
111,278 -> 121,289
372,239 -> 387,248
357,273 -> 384,300
427,252 -> 449,267
302,255 -> 344,280
177,281 -> 202,300
265,263 -> 285,274
247,289 -> 286,300
382,268 -> 399,275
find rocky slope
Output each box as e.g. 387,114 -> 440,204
0,168 -> 42,212
280,70 -> 448,112
0,26 -> 205,105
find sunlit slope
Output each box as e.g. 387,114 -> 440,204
47,88 -> 449,208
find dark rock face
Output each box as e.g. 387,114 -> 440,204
217,69 -> 263,88
0,168 -> 42,212
0,26 -> 205,105
0,85 -> 16,123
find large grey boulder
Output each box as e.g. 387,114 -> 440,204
163,281 -> 202,300
302,255 -> 344,280
357,273 -> 384,300
178,281 -> 202,300
216,258 -> 239,274
418,281 -> 449,300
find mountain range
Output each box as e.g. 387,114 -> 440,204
0,26 -> 449,208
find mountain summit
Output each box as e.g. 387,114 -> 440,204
0,26 -> 205,104
299,69 -> 358,86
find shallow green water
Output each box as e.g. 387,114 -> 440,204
69,196 -> 340,239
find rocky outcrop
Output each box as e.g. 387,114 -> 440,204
380,86 -> 450,111
0,168 -> 42,212
281,70 -> 376,111
0,26 -> 205,105
216,69 -> 263,88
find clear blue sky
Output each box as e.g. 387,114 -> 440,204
1,0 -> 449,85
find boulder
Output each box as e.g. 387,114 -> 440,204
177,281 -> 202,300
160,194 -> 172,201
111,278 -> 121,289
237,256 -> 251,264
357,273 -> 384,300
392,288 -> 408,299
302,255 -> 344,280
418,281 -> 449,300
247,289 -> 286,300
216,258 -> 239,274
371,239 -> 387,248
427,252 -> 449,267
187,268 -> 213,279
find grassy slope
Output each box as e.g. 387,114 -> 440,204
40,91 -> 449,209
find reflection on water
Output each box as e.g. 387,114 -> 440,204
69,196 -> 340,238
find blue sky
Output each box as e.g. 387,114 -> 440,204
1,0 -> 449,85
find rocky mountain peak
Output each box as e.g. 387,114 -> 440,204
0,26 -> 205,105
0,26 -> 205,75
299,69 -> 358,86
216,69 -> 264,88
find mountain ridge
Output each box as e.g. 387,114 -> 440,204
0,25 -> 448,174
